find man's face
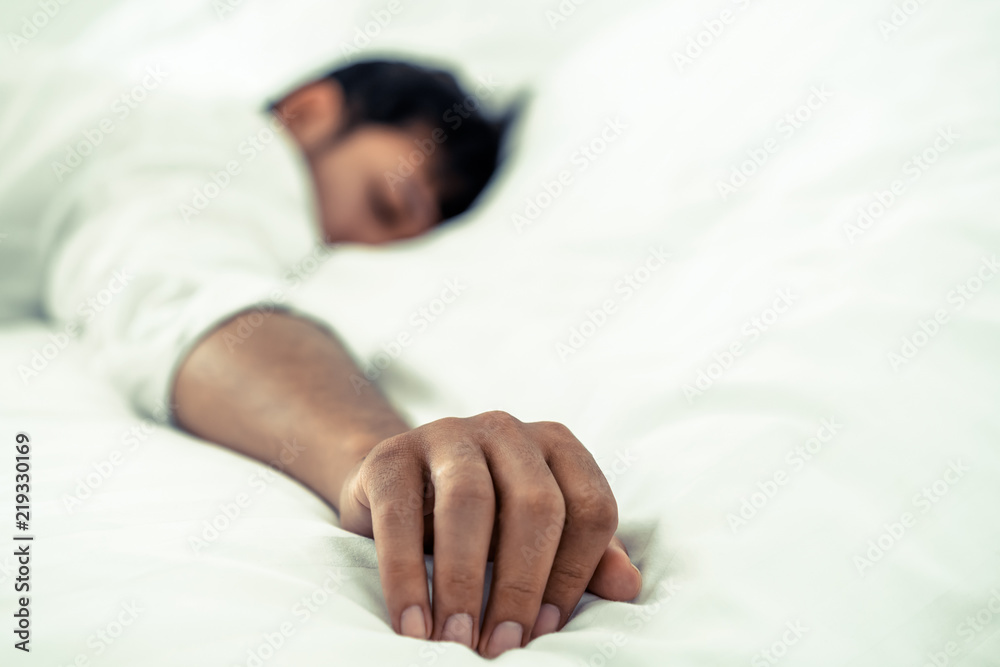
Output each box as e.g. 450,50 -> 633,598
307,124 -> 442,245
276,80 -> 445,245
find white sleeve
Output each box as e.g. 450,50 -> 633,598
43,124 -> 322,421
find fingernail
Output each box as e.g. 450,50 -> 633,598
400,605 -> 427,639
486,621 -> 523,658
531,604 -> 561,639
630,563 -> 643,597
442,613 -> 473,647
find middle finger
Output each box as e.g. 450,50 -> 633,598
428,439 -> 496,649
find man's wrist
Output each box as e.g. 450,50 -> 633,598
311,428 -> 406,513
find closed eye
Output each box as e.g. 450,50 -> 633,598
368,183 -> 400,229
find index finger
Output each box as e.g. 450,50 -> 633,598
362,440 -> 433,640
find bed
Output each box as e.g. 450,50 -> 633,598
1,0 -> 999,665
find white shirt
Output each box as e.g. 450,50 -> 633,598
0,63 -> 323,418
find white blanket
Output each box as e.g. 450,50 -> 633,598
2,1 -> 999,666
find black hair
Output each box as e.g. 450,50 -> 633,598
323,59 -> 513,222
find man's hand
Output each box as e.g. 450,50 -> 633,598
173,312 -> 640,659
337,411 -> 642,658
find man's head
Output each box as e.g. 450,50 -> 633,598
272,60 -> 507,245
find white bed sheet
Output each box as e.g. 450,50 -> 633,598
2,1 -> 1000,666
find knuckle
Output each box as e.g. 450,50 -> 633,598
373,496 -> 421,526
440,471 -> 495,506
361,439 -> 430,507
439,567 -> 481,592
365,435 -> 412,469
495,576 -> 541,601
431,416 -> 463,431
475,410 -> 520,432
567,491 -> 618,533
510,487 -> 565,521
381,559 -> 421,583
535,420 -> 574,441
432,444 -> 493,505
362,464 -> 405,505
548,557 -> 593,587
442,440 -> 486,466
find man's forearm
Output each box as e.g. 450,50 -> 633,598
171,309 -> 409,512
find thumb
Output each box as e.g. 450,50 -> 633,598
586,535 -> 642,601
336,459 -> 375,538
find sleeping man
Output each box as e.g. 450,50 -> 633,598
0,59 -> 641,659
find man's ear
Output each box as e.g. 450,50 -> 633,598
274,79 -> 347,152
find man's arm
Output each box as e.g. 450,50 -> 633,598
172,309 -> 406,511
172,309 -> 642,659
